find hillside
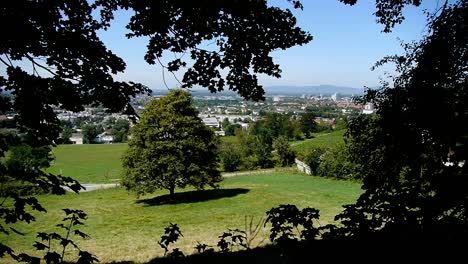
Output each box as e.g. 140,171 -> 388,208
291,130 -> 345,157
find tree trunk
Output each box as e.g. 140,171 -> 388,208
169,184 -> 175,198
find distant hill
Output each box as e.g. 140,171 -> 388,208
151,84 -> 366,97
265,85 -> 365,96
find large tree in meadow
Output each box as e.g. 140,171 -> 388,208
122,90 -> 221,197
0,0 -> 311,259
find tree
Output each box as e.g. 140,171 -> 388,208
339,0 -> 422,33
112,118 -> 130,143
273,136 -> 296,167
60,126 -> 73,144
302,147 -> 325,176
4,144 -> 53,174
339,1 -> 468,241
82,124 -> 101,144
286,118 -> 303,140
122,90 -> 222,197
318,144 -> 356,180
224,123 -> 242,137
96,0 -> 312,100
261,113 -> 287,139
252,133 -> 275,169
219,142 -> 243,172
300,111 -> 317,138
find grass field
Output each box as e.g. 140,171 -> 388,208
2,172 -> 361,263
291,130 -> 345,157
47,130 -> 345,184
48,144 -> 128,184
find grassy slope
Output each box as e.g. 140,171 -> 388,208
48,144 -> 127,183
291,130 -> 345,157
3,172 -> 361,263
47,131 -> 344,184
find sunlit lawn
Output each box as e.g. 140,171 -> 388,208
48,144 -> 127,183
291,129 -> 345,157
2,172 -> 361,263
47,130 -> 345,185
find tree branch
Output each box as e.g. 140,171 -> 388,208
156,56 -> 170,89
25,54 -> 57,77
0,56 -> 12,67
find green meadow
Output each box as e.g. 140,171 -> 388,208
48,144 -> 127,183
2,172 -> 361,263
291,130 -> 345,157
1,130 -> 362,263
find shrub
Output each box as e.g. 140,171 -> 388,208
318,144 -> 357,180
220,142 -> 242,172
301,147 -> 325,175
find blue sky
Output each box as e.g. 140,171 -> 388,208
99,0 -> 442,90
0,1 -> 443,91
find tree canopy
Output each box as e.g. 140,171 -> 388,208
339,0 -> 422,32
1,0 -> 311,152
122,90 -> 221,197
340,0 -> 467,241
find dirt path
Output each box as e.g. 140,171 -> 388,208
222,168 -> 278,178
67,168 -> 280,192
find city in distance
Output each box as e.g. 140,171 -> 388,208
152,84 -> 365,97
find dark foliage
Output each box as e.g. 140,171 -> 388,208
339,0 -> 422,32
158,223 -> 184,257
341,0 -> 468,241
31,209 -> 98,264
95,0 -> 312,101
265,205 -> 320,245
0,0 -> 149,148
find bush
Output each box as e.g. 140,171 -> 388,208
239,155 -> 258,171
0,180 -> 45,197
220,142 -> 242,172
273,136 -> 296,167
301,147 -> 325,175
318,144 -> 357,180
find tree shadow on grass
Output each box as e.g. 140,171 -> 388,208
136,188 -> 250,206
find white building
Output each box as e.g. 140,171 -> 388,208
202,117 -> 220,128
70,133 -> 83,144
331,93 -> 337,102
273,96 -> 282,102
362,103 -> 375,114
95,132 -> 114,144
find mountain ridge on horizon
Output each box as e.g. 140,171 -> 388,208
264,84 -> 365,95
151,84 -> 368,96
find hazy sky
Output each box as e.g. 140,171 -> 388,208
99,0 -> 442,90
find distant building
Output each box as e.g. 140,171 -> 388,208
273,96 -> 282,102
95,132 -> 114,144
240,123 -> 250,130
70,133 -> 83,144
362,103 -> 375,114
276,107 -> 285,113
336,102 -> 361,109
215,130 -> 226,136
331,93 -> 338,102
202,117 -> 220,128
